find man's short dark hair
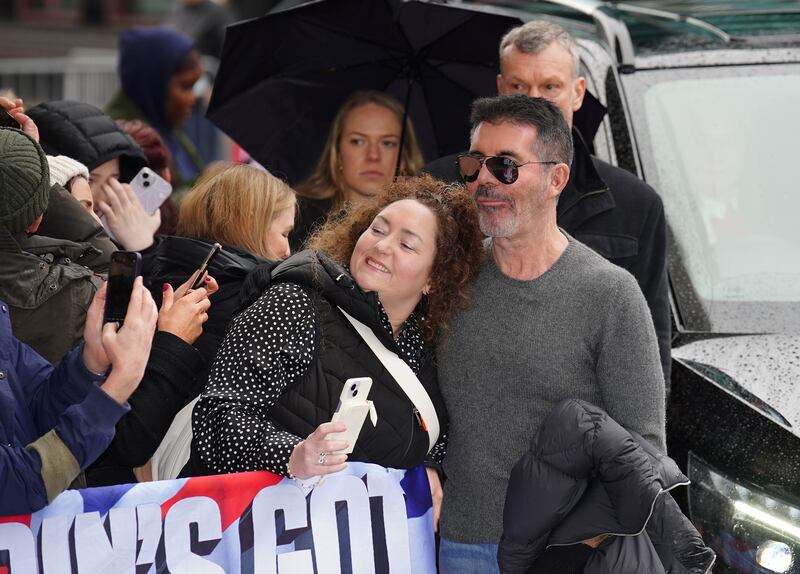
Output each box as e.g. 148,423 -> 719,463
470,94 -> 574,167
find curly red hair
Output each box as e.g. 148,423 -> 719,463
309,174 -> 484,344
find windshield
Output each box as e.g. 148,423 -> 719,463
622,63 -> 800,333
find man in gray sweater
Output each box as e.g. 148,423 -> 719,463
435,95 -> 665,572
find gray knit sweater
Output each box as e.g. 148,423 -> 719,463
437,236 -> 666,544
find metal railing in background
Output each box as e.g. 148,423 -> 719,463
0,51 -> 229,163
0,49 -> 118,108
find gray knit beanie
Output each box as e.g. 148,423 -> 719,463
0,128 -> 50,234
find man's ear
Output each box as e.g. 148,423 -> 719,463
25,214 -> 44,234
496,73 -> 505,95
549,163 -> 570,198
572,76 -> 587,112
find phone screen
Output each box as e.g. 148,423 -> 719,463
0,110 -> 21,130
104,251 -> 142,323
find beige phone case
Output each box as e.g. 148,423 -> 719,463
329,377 -> 373,454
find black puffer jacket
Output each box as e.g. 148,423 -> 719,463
499,399 -> 715,574
148,235 -> 270,390
28,100 -> 147,182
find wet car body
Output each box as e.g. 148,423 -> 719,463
463,1 -> 800,572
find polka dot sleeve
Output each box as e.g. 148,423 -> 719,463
426,430 -> 447,468
192,282 -> 315,475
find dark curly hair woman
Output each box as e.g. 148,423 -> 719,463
193,174 -> 483,524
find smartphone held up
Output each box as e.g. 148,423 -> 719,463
329,377 -> 377,454
189,242 -> 222,290
104,251 -> 142,324
130,167 -> 172,215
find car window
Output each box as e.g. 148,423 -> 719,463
623,63 -> 800,333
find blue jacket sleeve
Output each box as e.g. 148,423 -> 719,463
17,342 -> 105,436
0,388 -> 129,515
0,337 -> 129,515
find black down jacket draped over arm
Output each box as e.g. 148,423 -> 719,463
498,399 -> 715,574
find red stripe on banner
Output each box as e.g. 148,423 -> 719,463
0,513 -> 31,527
160,471 -> 283,530
1,565 -> 9,574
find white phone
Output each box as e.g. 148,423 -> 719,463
130,166 -> 172,215
329,377 -> 373,454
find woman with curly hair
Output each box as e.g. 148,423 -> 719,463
193,174 -> 483,518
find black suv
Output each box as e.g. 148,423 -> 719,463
467,1 -> 800,572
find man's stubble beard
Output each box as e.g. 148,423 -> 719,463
475,178 -> 547,238
475,183 -> 518,238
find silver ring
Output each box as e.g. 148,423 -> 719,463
318,452 -> 328,465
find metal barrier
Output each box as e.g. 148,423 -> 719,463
0,50 -> 118,108
0,51 -> 228,163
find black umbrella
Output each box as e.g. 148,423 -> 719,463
207,0 -> 522,184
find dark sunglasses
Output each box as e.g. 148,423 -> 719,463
457,154 -> 556,185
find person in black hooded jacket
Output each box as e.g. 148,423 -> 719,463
193,175 -> 484,524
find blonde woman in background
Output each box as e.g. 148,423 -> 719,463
290,90 -> 425,250
151,162 -> 296,369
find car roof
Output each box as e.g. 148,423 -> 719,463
466,0 -> 800,68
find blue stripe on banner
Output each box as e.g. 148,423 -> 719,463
80,483 -> 136,515
400,465 -> 432,519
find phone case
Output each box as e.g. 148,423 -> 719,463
189,243 -> 223,290
329,377 -> 373,454
130,167 -> 172,215
104,251 -> 142,323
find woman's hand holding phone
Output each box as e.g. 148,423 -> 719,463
158,277 -> 215,345
180,243 -> 223,295
97,178 -> 160,251
287,422 -> 350,479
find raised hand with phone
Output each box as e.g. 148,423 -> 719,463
82,277 -> 158,405
286,377 -> 377,480
158,273 -> 218,346
96,176 -> 161,251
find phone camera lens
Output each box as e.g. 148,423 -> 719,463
143,181 -> 151,187
350,384 -> 357,391
143,172 -> 149,179
352,390 -> 357,397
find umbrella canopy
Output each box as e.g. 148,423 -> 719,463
207,0 -> 522,184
